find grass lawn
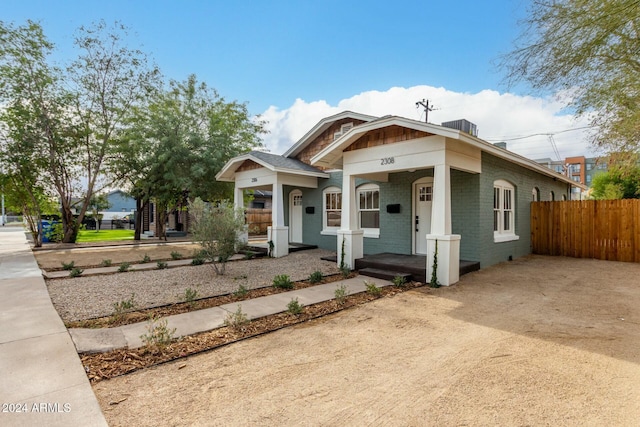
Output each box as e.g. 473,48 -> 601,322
76,229 -> 135,243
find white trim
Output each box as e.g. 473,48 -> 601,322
493,179 -> 518,243
309,115 -> 585,189
215,153 -> 330,182
322,186 -> 342,233
289,189 -> 303,243
412,176 -> 434,254
356,183 -> 380,235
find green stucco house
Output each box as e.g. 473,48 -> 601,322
217,111 -> 581,285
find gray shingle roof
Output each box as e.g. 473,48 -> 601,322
249,150 -> 325,174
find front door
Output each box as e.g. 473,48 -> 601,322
289,190 -> 303,243
414,180 -> 433,254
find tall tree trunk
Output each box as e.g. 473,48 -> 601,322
134,197 -> 148,240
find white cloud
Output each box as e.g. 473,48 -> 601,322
260,85 -> 598,161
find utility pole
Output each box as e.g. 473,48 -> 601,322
416,99 -> 434,123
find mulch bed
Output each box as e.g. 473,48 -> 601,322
66,274 -> 352,329
81,282 -> 423,384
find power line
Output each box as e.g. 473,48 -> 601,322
483,125 -> 595,142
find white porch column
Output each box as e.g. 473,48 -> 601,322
234,187 -> 248,244
426,163 -> 461,286
268,178 -> 289,258
336,171 -> 363,269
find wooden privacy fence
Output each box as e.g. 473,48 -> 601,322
531,200 -> 640,262
245,208 -> 271,235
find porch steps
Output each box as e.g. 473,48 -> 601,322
359,268 -> 412,282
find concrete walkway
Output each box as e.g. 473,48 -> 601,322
0,226 -> 107,427
70,275 -> 392,353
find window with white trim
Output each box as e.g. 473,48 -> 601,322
322,186 -> 342,234
357,183 -> 380,237
493,180 -> 518,242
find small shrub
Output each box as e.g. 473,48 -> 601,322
140,315 -> 176,348
334,284 -> 348,305
287,298 -> 304,315
69,267 -> 83,278
224,305 -> 250,332
142,254 -> 151,263
340,265 -> 351,279
100,259 -> 112,267
392,275 -> 407,287
191,249 -> 207,265
170,251 -> 183,260
182,287 -> 199,306
308,270 -> 323,284
156,261 -> 168,269
112,293 -> 136,320
273,274 -> 293,289
365,280 -> 382,297
61,261 -> 75,271
118,262 -> 131,273
234,284 -> 249,298
243,250 -> 255,260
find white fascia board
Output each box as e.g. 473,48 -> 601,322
215,153 -> 277,182
283,111 -> 378,158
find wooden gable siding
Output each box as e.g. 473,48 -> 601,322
344,125 -> 432,152
236,160 -> 263,172
294,118 -> 368,168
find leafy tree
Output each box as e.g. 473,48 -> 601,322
189,197 -> 246,275
590,167 -> 640,200
502,0 -> 640,156
0,20 -> 159,243
114,75 -> 265,239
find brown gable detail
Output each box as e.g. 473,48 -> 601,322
344,125 -> 433,152
236,160 -> 263,172
295,118 -> 368,168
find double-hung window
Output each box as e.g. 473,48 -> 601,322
493,180 -> 518,242
357,183 -> 380,238
322,186 -> 342,234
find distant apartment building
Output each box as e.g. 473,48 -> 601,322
535,156 -> 608,199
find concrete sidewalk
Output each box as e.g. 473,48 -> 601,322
70,276 -> 392,353
0,227 -> 107,427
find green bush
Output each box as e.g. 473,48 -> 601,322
140,315 -> 176,348
308,270 -> 323,284
156,261 -> 168,269
365,280 -> 382,297
100,259 -> 112,267
170,251 -> 183,260
118,262 -> 131,273
61,261 -> 75,271
112,293 -> 136,320
273,274 -> 293,289
334,284 -> 348,305
191,249 -> 207,265
392,275 -> 407,287
182,287 -> 199,306
224,305 -> 250,332
287,298 -> 304,315
69,267 -> 83,278
234,284 -> 249,298
142,254 -> 151,263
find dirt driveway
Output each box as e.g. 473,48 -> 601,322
93,255 -> 640,426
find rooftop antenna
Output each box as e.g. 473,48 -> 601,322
416,99 -> 434,123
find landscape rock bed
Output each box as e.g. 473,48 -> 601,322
46,249 -> 341,322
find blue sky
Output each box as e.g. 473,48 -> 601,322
3,0 -> 595,159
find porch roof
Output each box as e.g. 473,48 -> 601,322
310,115 -> 586,189
216,150 -> 330,182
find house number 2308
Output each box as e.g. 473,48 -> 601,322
381,157 -> 395,165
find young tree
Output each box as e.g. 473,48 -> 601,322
88,193 -> 111,232
590,167 -> 640,200
502,0 -> 640,156
189,197 -> 246,275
